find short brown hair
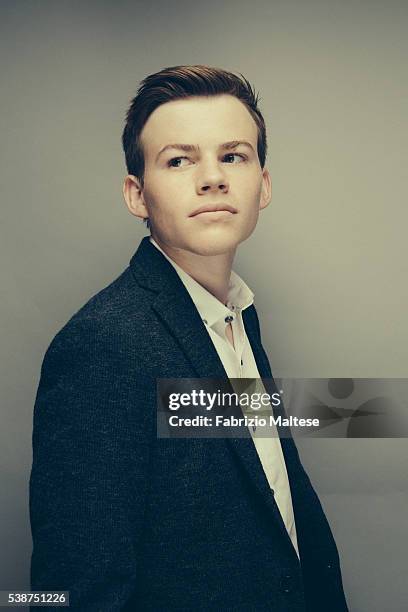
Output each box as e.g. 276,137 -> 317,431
122,65 -> 267,185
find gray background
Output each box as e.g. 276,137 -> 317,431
1,1 -> 407,610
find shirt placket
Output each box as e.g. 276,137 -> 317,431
233,309 -> 245,377
224,303 -> 244,377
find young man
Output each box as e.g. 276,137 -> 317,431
30,66 -> 349,611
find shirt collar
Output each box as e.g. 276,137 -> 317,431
149,237 -> 254,327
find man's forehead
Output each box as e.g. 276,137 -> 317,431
140,95 -> 258,151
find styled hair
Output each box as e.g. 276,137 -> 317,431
122,65 -> 268,227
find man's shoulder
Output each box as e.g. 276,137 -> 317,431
44,265 -> 154,362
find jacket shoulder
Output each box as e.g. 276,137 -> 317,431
40,266 -> 153,375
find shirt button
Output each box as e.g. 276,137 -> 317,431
202,319 -> 208,325
225,315 -> 234,323
240,359 -> 243,366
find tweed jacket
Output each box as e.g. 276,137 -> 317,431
30,236 -> 349,611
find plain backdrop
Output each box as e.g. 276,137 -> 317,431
1,1 -> 407,610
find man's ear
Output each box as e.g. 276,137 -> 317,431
122,175 -> 149,220
259,168 -> 272,211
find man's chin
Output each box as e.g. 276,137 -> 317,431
184,232 -> 243,257
153,225 -> 255,257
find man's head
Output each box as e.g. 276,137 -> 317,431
122,65 -> 271,256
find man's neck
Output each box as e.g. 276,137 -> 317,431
151,234 -> 236,304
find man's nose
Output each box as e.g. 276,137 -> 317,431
196,160 -> 229,194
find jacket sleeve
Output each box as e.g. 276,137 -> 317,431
29,318 -> 154,611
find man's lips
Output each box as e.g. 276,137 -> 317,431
189,204 -> 237,217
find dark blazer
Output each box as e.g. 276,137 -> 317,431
30,237 -> 349,612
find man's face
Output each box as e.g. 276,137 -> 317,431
133,94 -> 271,256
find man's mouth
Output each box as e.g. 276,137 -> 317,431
189,204 -> 237,217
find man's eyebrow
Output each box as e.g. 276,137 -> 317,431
219,140 -> 255,152
156,140 -> 255,161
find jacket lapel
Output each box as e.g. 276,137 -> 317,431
242,305 -> 272,378
151,289 -> 228,379
130,237 -> 229,378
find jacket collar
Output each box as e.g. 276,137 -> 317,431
149,236 -> 255,329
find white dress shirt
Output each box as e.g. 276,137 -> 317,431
150,237 -> 299,558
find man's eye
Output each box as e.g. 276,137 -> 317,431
168,157 -> 190,168
223,153 -> 245,163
